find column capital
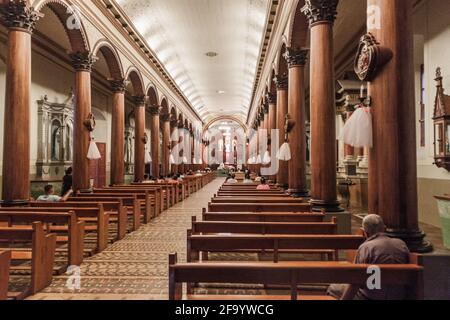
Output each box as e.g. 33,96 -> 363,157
284,48 -> 309,68
70,51 -> 98,72
0,1 -> 42,33
177,119 -> 185,129
148,105 -> 161,115
266,92 -> 277,105
302,0 -> 339,26
160,113 -> 170,122
274,75 -> 288,91
109,78 -> 127,93
133,95 -> 146,106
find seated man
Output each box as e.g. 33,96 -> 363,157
327,214 -> 410,300
243,173 -> 253,184
256,177 -> 270,190
37,184 -> 73,202
227,174 -> 238,184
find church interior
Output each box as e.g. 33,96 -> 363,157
0,0 -> 449,302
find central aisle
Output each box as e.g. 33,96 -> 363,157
29,178 -> 225,300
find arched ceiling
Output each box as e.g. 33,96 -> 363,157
116,0 -> 271,122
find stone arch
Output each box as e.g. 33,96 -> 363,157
125,66 -> 145,96
147,86 -> 158,106
203,115 -> 247,134
35,0 -> 90,53
287,0 -> 309,49
277,43 -> 289,77
92,39 -> 124,80
160,98 -> 169,115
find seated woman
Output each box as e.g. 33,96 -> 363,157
243,173 -> 253,184
256,177 -> 271,190
37,184 -> 73,202
254,174 -> 263,182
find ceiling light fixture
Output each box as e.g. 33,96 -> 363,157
205,51 -> 219,57
217,90 -> 226,94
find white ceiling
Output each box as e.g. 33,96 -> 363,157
116,0 -> 270,122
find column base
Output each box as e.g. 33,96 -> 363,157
287,188 -> 310,198
386,228 -> 434,253
275,183 -> 288,190
311,199 -> 344,213
0,199 -> 29,207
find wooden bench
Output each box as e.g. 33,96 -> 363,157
0,222 -> 56,299
131,182 -> 176,207
202,209 -> 325,223
80,191 -> 152,224
191,216 -> 337,235
69,195 -> 141,232
2,205 -> 109,254
208,202 -> 312,213
0,250 -> 11,300
92,188 -> 159,220
168,253 -> 424,300
187,233 -> 365,263
0,211 -> 84,268
217,191 -> 287,196
211,196 -> 305,204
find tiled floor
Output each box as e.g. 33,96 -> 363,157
28,178 -> 226,300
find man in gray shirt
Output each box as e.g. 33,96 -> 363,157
328,214 -> 411,300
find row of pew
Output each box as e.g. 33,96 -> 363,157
0,172 -> 215,300
169,181 -> 424,300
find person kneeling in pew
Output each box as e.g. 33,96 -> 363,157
327,214 -> 410,300
37,184 -> 73,202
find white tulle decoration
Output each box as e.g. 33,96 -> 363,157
182,156 -> 188,164
248,157 -> 254,164
263,151 -> 271,164
145,148 -> 152,164
277,143 -> 292,161
198,158 -> 203,165
87,140 -> 101,160
256,154 -> 262,164
340,107 -> 373,148
193,158 -> 197,164
169,154 -> 175,164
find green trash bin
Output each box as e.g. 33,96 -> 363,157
435,195 -> 450,249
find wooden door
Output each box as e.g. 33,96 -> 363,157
89,143 -> 107,188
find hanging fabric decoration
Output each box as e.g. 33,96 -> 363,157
193,158 -> 197,165
182,156 -> 188,164
256,154 -> 262,164
340,106 -> 373,148
263,150 -> 271,165
277,143 -> 292,161
87,133 -> 101,160
145,147 -> 152,164
169,154 -> 175,164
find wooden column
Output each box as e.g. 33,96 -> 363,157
367,0 -> 432,252
109,80 -> 126,186
274,76 -> 289,188
133,96 -> 146,182
303,0 -> 342,212
0,2 -> 40,205
71,52 -> 97,193
285,48 -> 309,197
171,121 -> 180,174
178,121 -> 185,174
161,114 -> 171,177
149,105 -> 161,178
266,93 -> 277,182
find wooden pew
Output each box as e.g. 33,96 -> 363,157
208,202 -> 312,213
1,205 -> 109,254
0,222 -> 56,299
191,216 -> 337,235
79,190 -> 152,223
0,250 -> 11,300
131,182 -> 176,208
202,209 -> 325,223
168,253 -> 424,300
0,211 -> 84,267
69,195 -> 141,232
217,191 -> 287,197
187,233 -> 365,263
211,197 -> 305,204
92,188 -> 158,221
